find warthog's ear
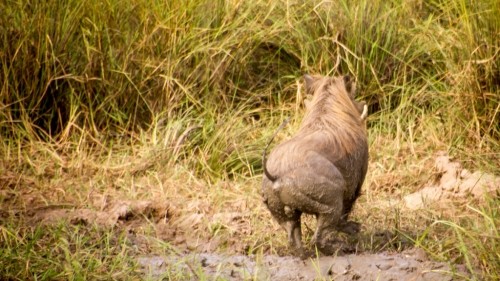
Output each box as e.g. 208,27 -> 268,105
304,74 -> 314,93
343,75 -> 357,98
304,98 -> 311,109
355,101 -> 368,121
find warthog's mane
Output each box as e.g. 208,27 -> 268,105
297,76 -> 366,155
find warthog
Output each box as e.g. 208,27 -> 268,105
262,74 -> 368,256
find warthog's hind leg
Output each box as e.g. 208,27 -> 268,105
311,205 -> 343,255
280,209 -> 304,256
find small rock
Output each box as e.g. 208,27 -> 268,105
413,248 -> 428,262
460,169 -> 471,179
440,172 -> 459,191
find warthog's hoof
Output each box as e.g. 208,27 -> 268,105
338,220 -> 361,235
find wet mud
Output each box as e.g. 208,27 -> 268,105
138,249 -> 463,280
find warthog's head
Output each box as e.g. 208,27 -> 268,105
303,74 -> 368,121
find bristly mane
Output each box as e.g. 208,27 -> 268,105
298,76 -> 366,155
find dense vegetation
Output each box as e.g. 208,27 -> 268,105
1,0 -> 498,280
2,0 -> 498,175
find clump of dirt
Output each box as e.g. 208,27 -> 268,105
138,248 -> 465,281
403,153 -> 499,210
27,199 -> 171,228
17,196 -> 252,254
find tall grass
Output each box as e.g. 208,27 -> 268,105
1,0 -> 498,160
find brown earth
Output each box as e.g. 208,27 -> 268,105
2,153 -> 497,280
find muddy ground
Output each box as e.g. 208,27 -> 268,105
137,249 -> 463,280
25,199 -> 469,280
2,153 -> 497,280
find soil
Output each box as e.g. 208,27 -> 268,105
2,153 -> 496,280
138,249 -> 462,280
11,201 -> 469,280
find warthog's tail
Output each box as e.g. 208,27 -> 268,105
262,117 -> 290,182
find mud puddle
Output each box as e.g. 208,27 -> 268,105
138,249 -> 462,281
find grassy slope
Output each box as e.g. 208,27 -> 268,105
1,0 -> 499,280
